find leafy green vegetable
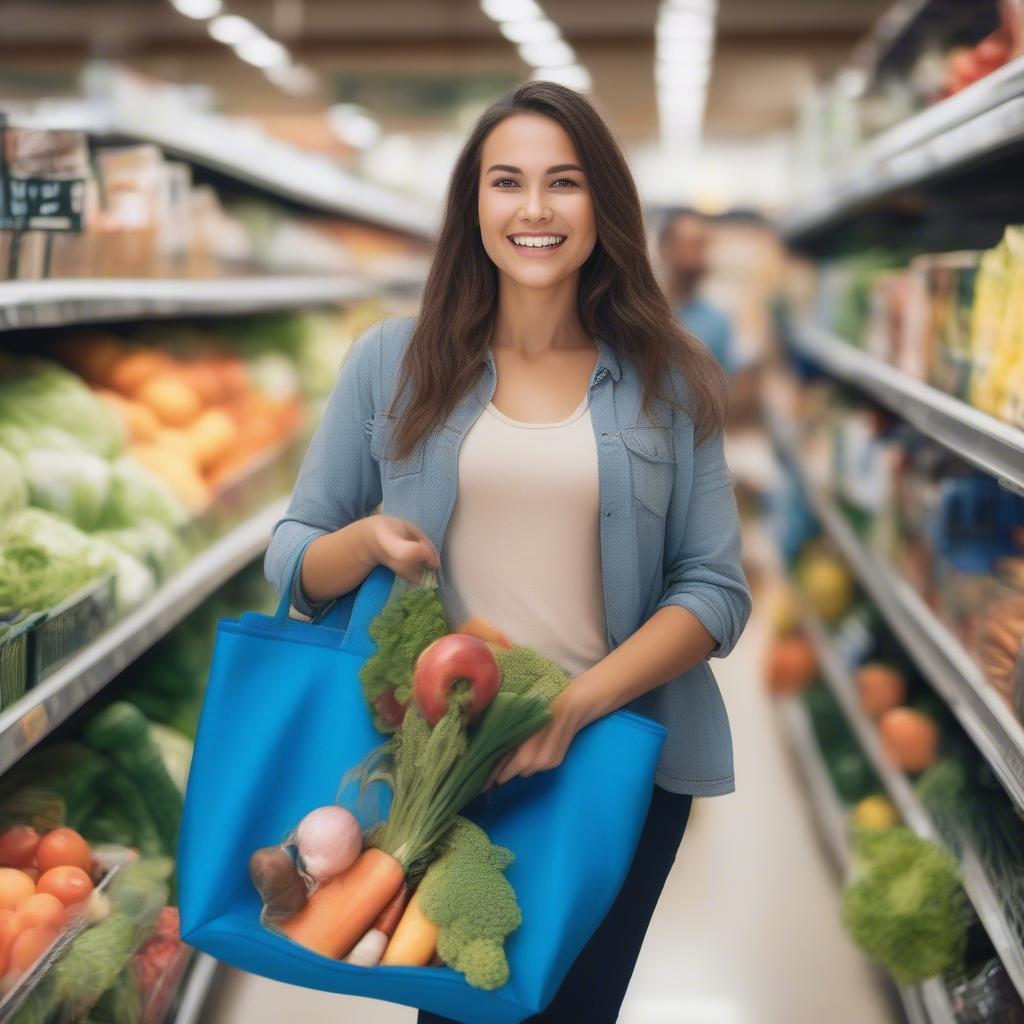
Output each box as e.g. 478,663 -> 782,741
22,449 -> 112,530
85,703 -> 183,859
841,827 -> 969,983
0,447 -> 27,518
417,817 -> 521,990
95,522 -> 185,582
494,646 -> 570,703
0,358 -> 124,459
147,723 -> 194,795
99,457 -> 188,531
360,573 -> 449,732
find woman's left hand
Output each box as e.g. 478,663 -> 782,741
493,683 -> 596,786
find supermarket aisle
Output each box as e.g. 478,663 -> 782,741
203,556 -> 896,1024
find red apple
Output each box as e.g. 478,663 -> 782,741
413,634 -> 501,725
374,690 -> 409,728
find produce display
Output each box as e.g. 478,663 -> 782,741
251,572 -> 575,992
775,377 -> 1024,724
802,225 -> 1024,429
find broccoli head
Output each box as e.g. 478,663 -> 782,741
359,582 -> 449,732
494,646 -> 569,705
417,817 -> 521,990
841,827 -> 968,984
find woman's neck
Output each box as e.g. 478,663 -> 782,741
491,270 -> 593,357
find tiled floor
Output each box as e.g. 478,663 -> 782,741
203,559 -> 898,1024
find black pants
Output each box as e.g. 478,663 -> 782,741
418,784 -> 694,1024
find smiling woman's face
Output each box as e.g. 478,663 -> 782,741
477,113 -> 597,290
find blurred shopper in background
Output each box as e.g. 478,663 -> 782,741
659,208 -> 759,425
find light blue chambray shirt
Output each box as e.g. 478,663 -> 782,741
265,316 -> 751,797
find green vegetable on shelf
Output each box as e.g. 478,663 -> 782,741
90,769 -> 164,858
85,704 -> 184,859
841,826 -> 969,984
417,817 -> 521,991
0,446 -> 27,519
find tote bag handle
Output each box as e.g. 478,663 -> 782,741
273,535 -> 398,658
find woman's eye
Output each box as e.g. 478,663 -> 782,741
552,178 -> 579,188
494,177 -> 518,187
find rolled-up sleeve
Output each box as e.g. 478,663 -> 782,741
264,320 -> 383,617
655,426 -> 751,658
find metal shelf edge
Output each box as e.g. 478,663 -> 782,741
0,496 -> 289,776
791,322 -> 1024,495
0,274 -> 415,332
172,953 -> 221,1024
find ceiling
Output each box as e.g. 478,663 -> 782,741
0,0 -> 892,140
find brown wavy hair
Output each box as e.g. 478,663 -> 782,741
386,80 -> 727,460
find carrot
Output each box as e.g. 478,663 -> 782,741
279,848 -> 404,960
456,617 -> 513,650
343,882 -> 410,967
381,887 -> 440,967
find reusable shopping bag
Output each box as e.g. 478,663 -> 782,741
179,551 -> 667,1024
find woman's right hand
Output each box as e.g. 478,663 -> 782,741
368,515 -> 441,584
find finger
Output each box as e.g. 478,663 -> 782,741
420,540 -> 440,570
496,752 -> 526,786
485,752 -> 514,791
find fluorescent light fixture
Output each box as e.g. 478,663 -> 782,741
481,0 -> 543,21
518,38 -> 574,67
531,64 -> 592,91
264,62 -> 319,96
171,0 -> 222,18
208,14 -> 258,44
499,18 -> 559,44
235,34 -> 289,68
329,104 -> 382,148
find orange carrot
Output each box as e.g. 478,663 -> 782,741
381,887 -> 440,967
279,849 -> 404,959
456,617 -> 513,650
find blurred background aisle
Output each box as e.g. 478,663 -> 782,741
1,1 -> 1024,1023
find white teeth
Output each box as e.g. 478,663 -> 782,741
510,235 -> 565,248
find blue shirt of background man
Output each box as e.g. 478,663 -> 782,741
676,298 -> 740,374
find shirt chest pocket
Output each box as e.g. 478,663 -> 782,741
369,412 -> 424,479
622,426 -> 675,517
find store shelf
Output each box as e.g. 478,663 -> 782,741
171,953 -> 221,1024
0,496 -> 288,777
789,322 -> 1024,496
776,697 -> 853,876
9,106 -> 436,240
770,412 -> 1024,818
798,600 -> 1024,1003
0,273 -> 416,332
781,56 -> 1024,241
774,696 -> 957,1024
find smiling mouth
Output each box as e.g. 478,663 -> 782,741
507,234 -> 567,252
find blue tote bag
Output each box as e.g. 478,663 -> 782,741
179,557 -> 667,1024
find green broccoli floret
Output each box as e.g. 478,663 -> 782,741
841,827 -> 968,984
494,646 -> 569,704
417,817 -> 521,990
359,580 -> 449,732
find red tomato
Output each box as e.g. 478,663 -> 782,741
0,869 -> 36,911
36,866 -> 93,907
0,827 -> 40,869
9,925 -> 57,973
15,893 -> 64,931
36,828 -> 92,875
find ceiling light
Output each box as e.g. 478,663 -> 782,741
264,63 -> 319,96
518,39 -> 574,67
499,18 -> 559,44
208,14 -> 258,44
530,65 -> 592,91
235,34 -> 289,68
171,0 -> 222,18
481,0 -> 543,23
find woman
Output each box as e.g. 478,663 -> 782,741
266,80 -> 751,1023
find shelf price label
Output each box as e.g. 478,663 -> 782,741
0,176 -> 85,232
19,705 -> 50,748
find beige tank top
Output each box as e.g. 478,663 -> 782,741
440,391 -> 610,678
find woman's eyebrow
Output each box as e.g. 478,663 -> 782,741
485,163 -> 584,174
